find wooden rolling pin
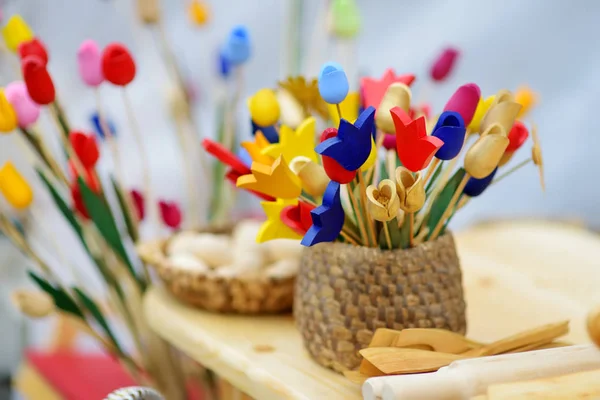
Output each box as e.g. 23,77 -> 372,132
362,344 -> 600,400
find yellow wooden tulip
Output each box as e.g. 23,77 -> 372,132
262,117 -> 317,163
254,131 -> 270,149
480,90 -> 522,135
2,15 -> 34,52
188,0 -> 210,26
256,199 -> 301,242
289,156 -> 329,197
237,156 -> 302,199
0,89 -> 17,133
327,91 -> 359,125
249,89 -> 280,127
241,135 -> 274,165
468,95 -> 495,134
464,124 -> 509,179
515,86 -> 537,119
366,179 -> 399,221
0,162 -> 33,209
395,167 -> 425,213
375,83 -> 411,133
360,138 -> 377,171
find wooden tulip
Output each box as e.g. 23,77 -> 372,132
464,124 -> 509,179
375,83 -> 411,133
366,179 -> 400,222
289,156 -> 329,197
395,167 -> 425,213
480,90 -> 522,135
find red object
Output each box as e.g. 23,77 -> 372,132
25,350 -> 204,400
319,128 -> 356,184
224,168 -> 274,201
18,37 -> 48,65
280,201 -> 315,235
506,121 -> 529,152
430,47 -> 460,82
130,189 -> 145,220
71,183 -> 89,219
202,138 -> 251,175
382,133 -> 396,150
101,43 -> 136,86
391,107 -> 444,172
68,160 -> 100,193
159,200 -> 182,229
360,69 -> 416,109
22,55 -> 55,105
409,103 -> 432,121
70,131 -> 100,169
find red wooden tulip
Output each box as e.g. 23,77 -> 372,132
391,107 -> 443,172
361,69 -> 416,109
101,43 -> 136,86
430,47 -> 460,82
70,131 -> 100,169
320,127 -> 356,184
280,201 -> 315,235
68,160 -> 100,193
22,55 -> 55,105
130,189 -> 145,220
506,121 -> 529,152
18,38 -> 48,65
159,200 -> 182,229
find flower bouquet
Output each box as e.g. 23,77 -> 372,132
203,50 -> 543,371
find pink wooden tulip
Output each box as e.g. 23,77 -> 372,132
430,47 -> 460,82
4,81 -> 40,128
443,83 -> 481,126
77,39 -> 104,87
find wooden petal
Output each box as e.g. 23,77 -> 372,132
465,124 -> 510,179
375,83 -> 411,133
392,328 -> 482,354
359,347 -> 464,374
359,359 -> 386,377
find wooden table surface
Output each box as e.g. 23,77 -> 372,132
143,220 -> 600,400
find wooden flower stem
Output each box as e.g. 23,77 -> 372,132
423,158 -> 441,187
492,158 -> 532,186
383,222 -> 393,249
356,171 -> 377,246
346,181 -> 368,245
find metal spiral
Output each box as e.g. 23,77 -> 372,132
104,386 -> 165,400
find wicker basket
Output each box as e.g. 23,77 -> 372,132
137,226 -> 295,314
294,233 -> 467,372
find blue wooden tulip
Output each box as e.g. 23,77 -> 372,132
218,50 -> 231,78
222,25 -> 251,66
463,167 -> 497,197
250,121 -> 279,143
431,111 -> 466,160
315,106 -> 375,171
90,112 -> 116,140
318,62 -> 349,104
237,147 -> 253,168
301,181 -> 345,246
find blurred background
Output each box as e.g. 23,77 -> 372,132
0,0 -> 598,398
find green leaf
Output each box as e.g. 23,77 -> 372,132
379,219 -> 402,249
426,168 -> 466,239
36,169 -> 88,252
28,271 -> 84,319
425,161 -> 445,195
72,287 -> 124,354
77,177 -> 136,279
110,177 -> 139,243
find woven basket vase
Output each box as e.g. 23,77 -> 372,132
137,225 -> 295,314
294,233 -> 466,372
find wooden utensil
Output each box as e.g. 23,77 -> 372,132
391,328 -> 482,354
359,347 -> 465,374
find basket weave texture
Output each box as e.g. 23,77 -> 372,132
137,226 -> 295,314
294,233 -> 466,372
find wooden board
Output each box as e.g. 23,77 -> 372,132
144,220 -> 600,400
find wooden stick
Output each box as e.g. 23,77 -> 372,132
223,67 -> 245,151
429,174 -> 469,241
408,213 -> 414,247
347,183 -> 368,245
48,105 -> 86,178
369,131 -> 386,184
173,115 -> 198,228
492,158 -> 532,186
383,223 -> 392,249
336,103 -> 343,120
357,172 -> 377,246
340,230 -> 359,246
121,88 -> 157,229
423,158 -> 440,187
